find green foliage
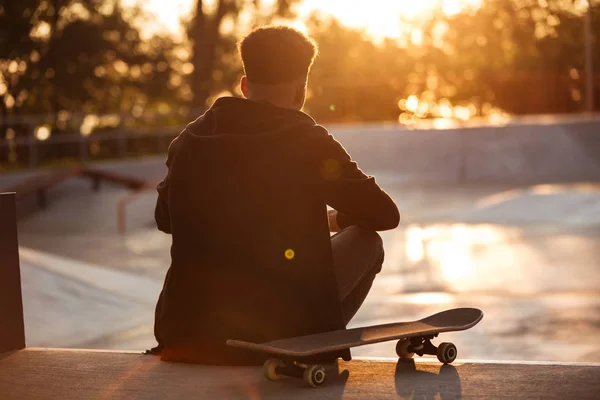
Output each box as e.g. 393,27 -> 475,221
0,0 -> 176,124
1,0 -> 597,127
305,19 -> 412,122
305,0 -> 599,121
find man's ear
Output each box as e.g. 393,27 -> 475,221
240,76 -> 248,98
294,81 -> 307,109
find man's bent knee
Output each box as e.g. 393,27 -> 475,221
342,225 -> 382,245
342,225 -> 384,272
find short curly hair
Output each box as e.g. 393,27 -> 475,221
238,25 -> 318,85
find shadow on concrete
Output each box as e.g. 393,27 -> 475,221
327,366 -> 350,396
394,359 -> 461,400
0,351 -> 19,362
224,361 -> 350,399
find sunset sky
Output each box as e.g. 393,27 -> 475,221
122,0 -> 482,40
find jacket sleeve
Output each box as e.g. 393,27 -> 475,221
313,128 -> 400,231
154,132 -> 183,234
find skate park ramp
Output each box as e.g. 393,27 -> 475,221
18,247 -> 161,350
6,115 -> 600,363
331,117 -> 600,184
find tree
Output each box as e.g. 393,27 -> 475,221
303,0 -> 599,122
305,17 -> 413,122
425,0 -> 600,114
0,0 -> 176,134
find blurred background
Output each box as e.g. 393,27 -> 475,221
1,0 -> 599,362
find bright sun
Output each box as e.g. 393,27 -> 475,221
123,0 -> 481,39
299,0 -> 481,39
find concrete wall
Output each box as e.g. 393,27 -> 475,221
330,119 -> 600,184
3,118 -> 599,187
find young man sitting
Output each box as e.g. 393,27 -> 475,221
151,25 -> 400,365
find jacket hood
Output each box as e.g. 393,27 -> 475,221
186,97 -> 316,137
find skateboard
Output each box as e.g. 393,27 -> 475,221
227,307 -> 483,387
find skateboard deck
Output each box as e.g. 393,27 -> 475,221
227,307 -> 483,358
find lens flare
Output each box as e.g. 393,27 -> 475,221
284,249 -> 295,260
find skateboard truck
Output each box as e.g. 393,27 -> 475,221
263,359 -> 326,387
396,334 -> 458,364
410,334 -> 438,356
264,334 -> 459,388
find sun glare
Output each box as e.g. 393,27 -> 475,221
122,0 -> 193,37
300,0 -> 481,39
125,0 -> 482,40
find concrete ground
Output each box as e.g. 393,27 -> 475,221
14,176 -> 600,363
5,118 -> 600,364
1,349 -> 599,400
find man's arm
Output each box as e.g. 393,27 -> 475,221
154,133 -> 183,234
314,129 -> 400,231
155,180 -> 171,234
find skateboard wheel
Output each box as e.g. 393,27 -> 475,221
437,342 -> 457,364
395,339 -> 415,359
263,358 -> 284,381
303,364 -> 326,387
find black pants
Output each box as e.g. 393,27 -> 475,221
331,226 -> 384,325
151,225 -> 384,360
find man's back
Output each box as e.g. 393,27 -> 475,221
153,97 -> 399,364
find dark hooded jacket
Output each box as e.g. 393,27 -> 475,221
153,97 -> 399,365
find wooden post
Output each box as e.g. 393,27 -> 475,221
28,128 -> 37,169
118,130 -> 127,158
92,175 -> 101,192
36,188 -> 47,209
0,192 -> 26,352
584,1 -> 595,113
79,134 -> 88,163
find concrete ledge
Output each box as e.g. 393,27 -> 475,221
1,348 -> 599,399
